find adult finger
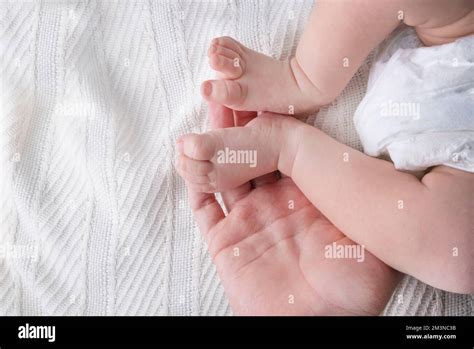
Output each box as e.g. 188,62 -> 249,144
208,102 -> 235,129
233,110 -> 257,126
220,183 -> 255,211
186,184 -> 225,242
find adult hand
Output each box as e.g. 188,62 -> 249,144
182,103 -> 400,315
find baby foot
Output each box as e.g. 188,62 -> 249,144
175,115 -> 290,193
203,36 -> 321,115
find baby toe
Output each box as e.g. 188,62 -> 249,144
175,154 -> 213,176
186,181 -> 217,194
209,53 -> 243,79
178,133 -> 218,161
208,43 -> 238,60
201,79 -> 246,108
179,169 -> 214,186
212,36 -> 245,57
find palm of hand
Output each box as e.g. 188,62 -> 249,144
183,103 -> 400,315
205,177 -> 399,315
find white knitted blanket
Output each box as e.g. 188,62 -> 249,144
0,0 -> 471,316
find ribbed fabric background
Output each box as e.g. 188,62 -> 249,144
0,0 -> 471,316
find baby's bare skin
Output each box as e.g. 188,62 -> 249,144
176,0 -> 474,293
202,0 -> 474,115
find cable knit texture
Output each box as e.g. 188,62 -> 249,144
0,0 -> 471,316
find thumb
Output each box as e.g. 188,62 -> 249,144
186,184 -> 225,243
208,102 -> 235,129
233,110 -> 257,126
208,102 -> 257,128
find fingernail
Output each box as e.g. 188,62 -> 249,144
202,81 -> 213,97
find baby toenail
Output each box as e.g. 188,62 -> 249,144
202,81 -> 213,97
209,44 -> 217,53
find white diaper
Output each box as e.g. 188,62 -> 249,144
354,27 -> 474,173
